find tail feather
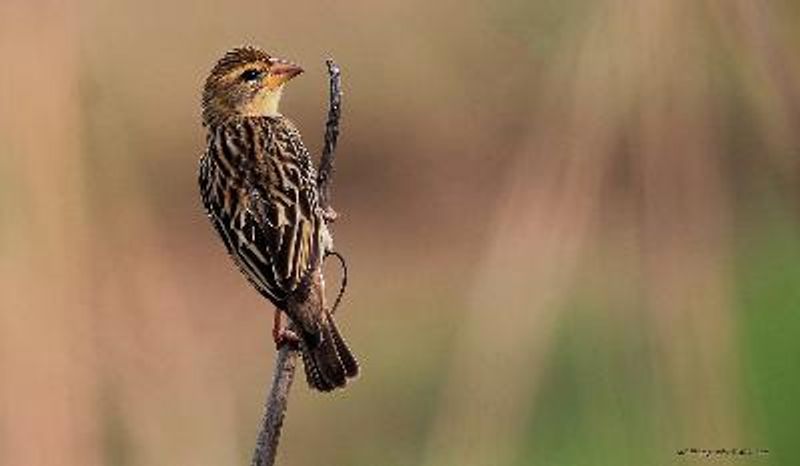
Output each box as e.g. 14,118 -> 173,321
302,348 -> 335,392
300,313 -> 358,391
327,314 -> 359,378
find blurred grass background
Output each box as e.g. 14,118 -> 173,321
1,1 -> 799,465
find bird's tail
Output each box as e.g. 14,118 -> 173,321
301,312 -> 359,392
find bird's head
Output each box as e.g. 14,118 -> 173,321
202,46 -> 303,126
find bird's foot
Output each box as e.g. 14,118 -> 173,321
274,328 -> 301,350
272,308 -> 300,350
322,206 -> 338,223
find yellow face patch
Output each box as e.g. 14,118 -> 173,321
265,73 -> 293,91
242,85 -> 284,117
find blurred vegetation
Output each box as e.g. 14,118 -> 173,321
1,1 -> 798,465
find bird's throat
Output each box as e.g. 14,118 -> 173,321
244,86 -> 284,117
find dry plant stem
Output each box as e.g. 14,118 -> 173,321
250,338 -> 299,466
317,59 -> 342,214
249,58 -> 343,466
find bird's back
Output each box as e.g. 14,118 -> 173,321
199,115 -> 324,309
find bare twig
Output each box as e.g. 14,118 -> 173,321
250,342 -> 299,466
317,59 -> 343,215
249,57 -> 344,466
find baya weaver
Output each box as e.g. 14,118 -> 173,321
198,46 -> 358,391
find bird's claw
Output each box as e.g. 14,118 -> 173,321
322,207 -> 338,223
274,328 -> 301,350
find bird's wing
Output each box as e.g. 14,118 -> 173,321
239,179 -> 322,302
201,117 -> 323,306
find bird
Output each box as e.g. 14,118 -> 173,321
198,46 -> 358,391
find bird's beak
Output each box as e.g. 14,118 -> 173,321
266,61 -> 304,90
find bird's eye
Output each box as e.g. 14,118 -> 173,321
240,69 -> 262,82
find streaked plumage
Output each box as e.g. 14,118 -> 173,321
198,47 -> 358,391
